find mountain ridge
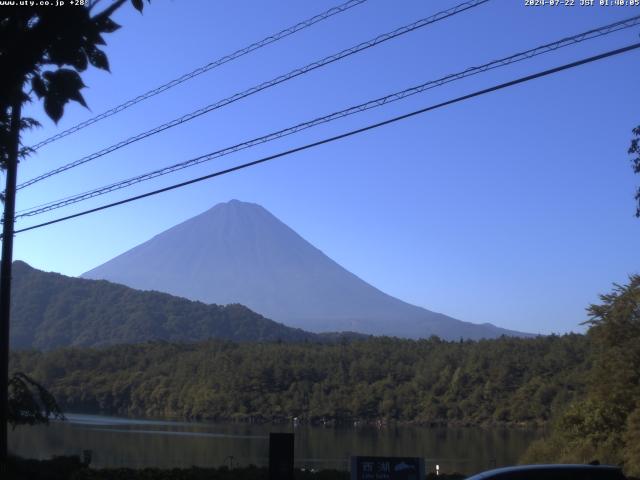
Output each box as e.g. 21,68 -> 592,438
10,260 -> 329,349
82,200 -> 532,340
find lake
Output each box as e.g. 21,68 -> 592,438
8,413 -> 543,475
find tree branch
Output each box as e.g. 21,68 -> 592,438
92,0 -> 127,22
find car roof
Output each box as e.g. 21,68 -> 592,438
466,464 -> 624,480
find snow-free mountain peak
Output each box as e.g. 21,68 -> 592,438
82,200 -> 530,340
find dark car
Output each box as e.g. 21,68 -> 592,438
466,465 -> 628,480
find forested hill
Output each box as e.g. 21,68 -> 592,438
9,261 -> 321,349
11,335 -> 589,426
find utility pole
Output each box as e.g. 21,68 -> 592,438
0,96 -> 22,463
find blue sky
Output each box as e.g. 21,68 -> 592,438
12,0 -> 640,335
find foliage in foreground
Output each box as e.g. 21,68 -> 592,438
1,0 -> 151,172
522,276 -> 640,476
8,372 -> 64,428
629,125 -> 640,217
11,334 -> 588,427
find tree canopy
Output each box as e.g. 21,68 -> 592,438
0,0 -> 150,169
0,0 -> 151,446
523,276 -> 640,476
629,126 -> 640,217
8,372 -> 63,429
9,261 -> 328,348
10,334 -> 589,427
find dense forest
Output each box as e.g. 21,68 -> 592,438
10,261 -> 325,348
11,334 -> 589,427
8,270 -> 639,475
522,275 -> 640,475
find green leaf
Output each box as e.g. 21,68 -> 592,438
87,48 -> 109,72
68,89 -> 88,108
20,117 -> 41,131
44,96 -> 64,124
8,372 -> 65,429
47,68 -> 87,93
131,0 -> 144,12
71,49 -> 89,72
31,76 -> 47,99
96,17 -> 121,33
86,30 -> 107,46
41,69 -> 89,119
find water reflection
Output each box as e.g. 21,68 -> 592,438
8,414 -> 543,474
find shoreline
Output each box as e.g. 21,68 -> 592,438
6,456 -> 470,480
55,411 -> 551,430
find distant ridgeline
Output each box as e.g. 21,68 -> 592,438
9,261 -> 348,349
10,335 -> 589,427
8,260 -> 522,349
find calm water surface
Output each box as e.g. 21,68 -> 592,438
9,413 -> 543,474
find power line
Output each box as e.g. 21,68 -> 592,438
13,41 -> 640,236
28,0 -> 370,152
16,13 -> 640,219
16,0 -> 489,190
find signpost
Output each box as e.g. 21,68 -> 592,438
269,432 -> 294,480
351,456 -> 425,480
